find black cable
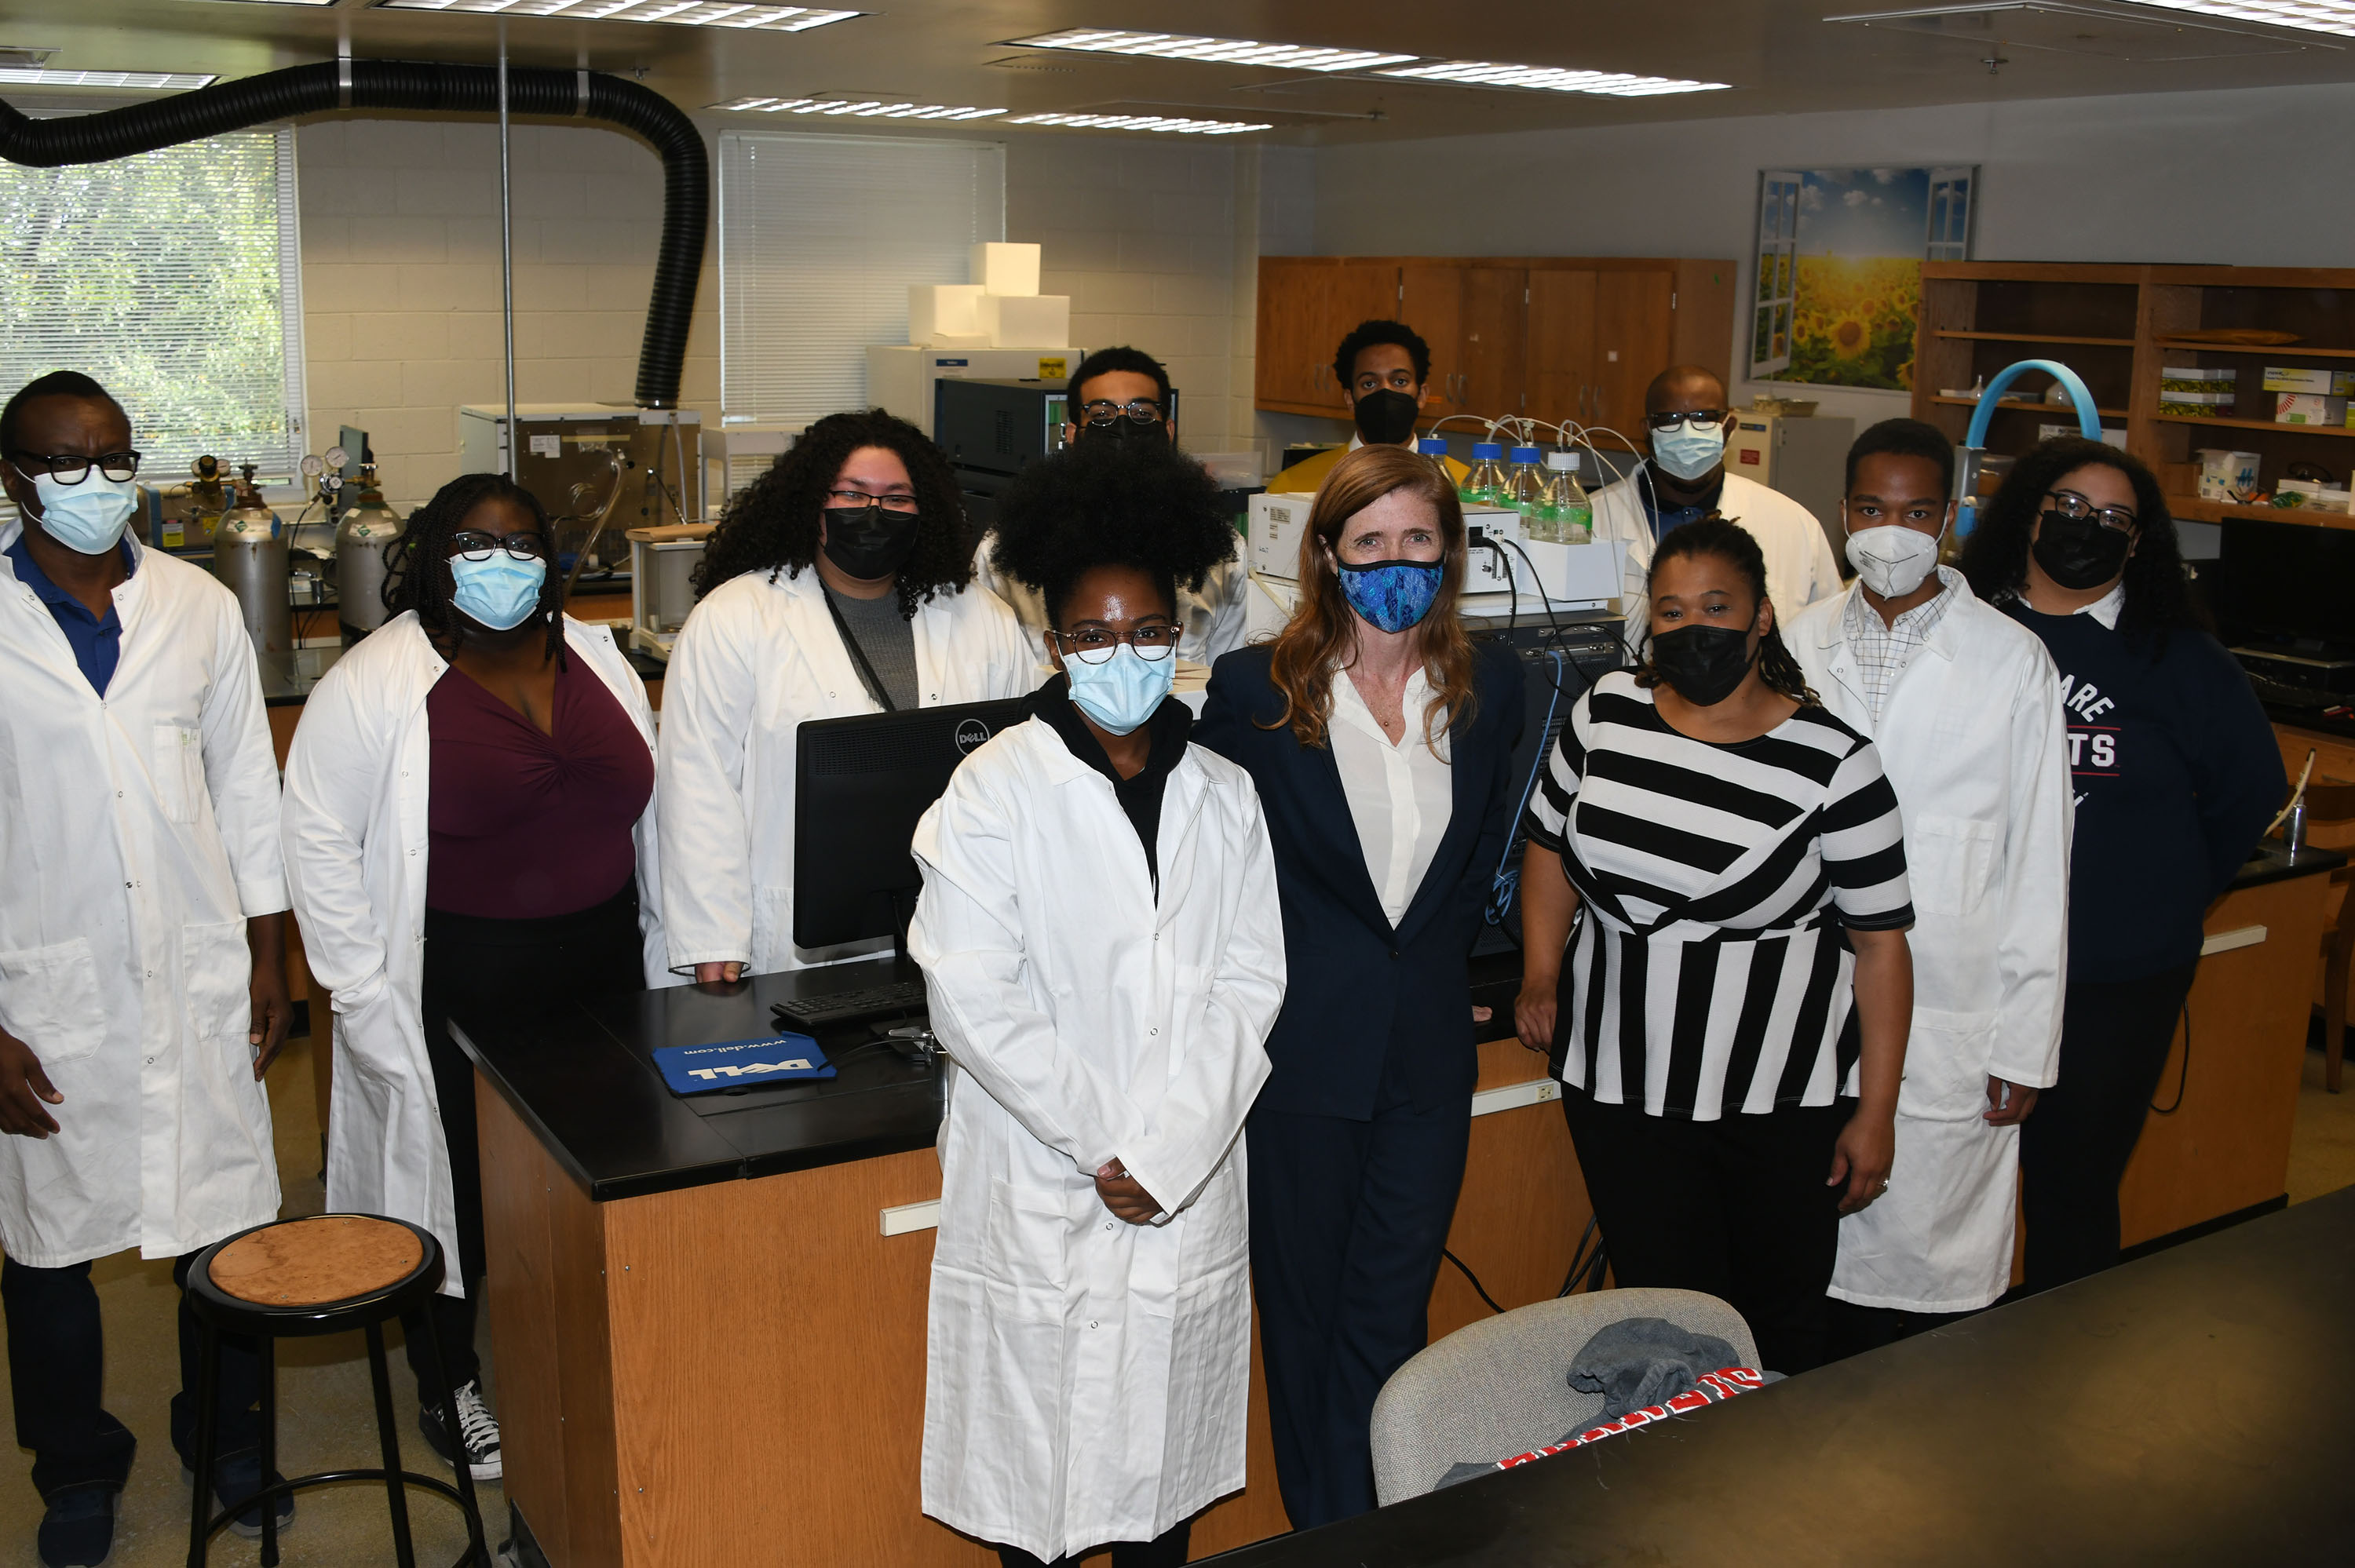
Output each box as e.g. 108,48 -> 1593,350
1499,536 -> 1570,651
1557,1213 -> 1600,1298
1444,1248 -> 1507,1316
2151,1001 -> 2192,1114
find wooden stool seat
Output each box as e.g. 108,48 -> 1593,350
210,1216 -> 427,1307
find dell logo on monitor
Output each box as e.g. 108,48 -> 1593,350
954,718 -> 992,755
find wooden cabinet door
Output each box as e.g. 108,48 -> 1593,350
1525,268 -> 1597,430
1400,263 -> 1465,415
1459,267 -> 1529,424
1324,261 -> 1404,403
1255,257 -> 1331,408
1591,269 -> 1675,442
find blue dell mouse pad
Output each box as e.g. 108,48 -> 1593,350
653,1034 -> 837,1096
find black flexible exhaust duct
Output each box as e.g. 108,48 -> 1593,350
0,60 -> 706,409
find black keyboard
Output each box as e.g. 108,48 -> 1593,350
2244,671 -> 2344,711
770,981 -> 928,1030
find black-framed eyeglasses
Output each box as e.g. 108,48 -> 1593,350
1050,624 -> 1179,663
1076,399 -> 1165,428
7,450 -> 142,484
448,530 -> 550,561
825,487 -> 920,512
1645,411 -> 1728,433
2044,489 -> 2138,534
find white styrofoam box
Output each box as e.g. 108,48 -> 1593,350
908,283 -> 986,345
980,294 -> 1071,349
865,345 -> 1087,437
971,241 -> 1042,297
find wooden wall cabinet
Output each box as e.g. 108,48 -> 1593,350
1913,262 -> 2355,534
1256,256 -> 1735,448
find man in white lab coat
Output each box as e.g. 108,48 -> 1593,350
973,345 -> 1248,668
0,373 -> 293,1566
1590,365 -> 1842,655
1786,419 -> 2071,1348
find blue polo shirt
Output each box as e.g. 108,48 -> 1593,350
6,534 -> 137,695
1639,467 -> 1723,540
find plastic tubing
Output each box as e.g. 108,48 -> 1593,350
0,60 -> 706,410
1966,359 -> 2102,450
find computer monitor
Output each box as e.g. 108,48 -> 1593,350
794,697 -> 1036,950
2216,518 -> 2355,652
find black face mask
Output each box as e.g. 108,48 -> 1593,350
1352,388 -> 1421,446
1649,623 -> 1758,707
2032,508 -> 2133,592
820,503 -> 921,582
1079,416 -> 1170,450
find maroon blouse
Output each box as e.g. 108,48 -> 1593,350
425,656 -> 655,920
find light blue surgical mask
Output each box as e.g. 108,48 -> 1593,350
22,469 -> 137,556
450,549 -> 548,631
1650,418 -> 1727,483
1063,643 -> 1174,736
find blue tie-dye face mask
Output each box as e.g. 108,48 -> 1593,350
1336,558 -> 1442,634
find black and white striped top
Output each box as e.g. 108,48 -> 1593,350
1522,672 -> 1913,1119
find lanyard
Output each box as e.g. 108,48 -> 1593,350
823,589 -> 897,713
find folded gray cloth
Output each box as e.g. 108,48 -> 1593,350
1565,1317 -> 1743,1430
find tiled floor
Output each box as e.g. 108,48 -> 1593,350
4,1029 -> 2350,1566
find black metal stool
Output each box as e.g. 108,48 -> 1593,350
184,1213 -> 487,1568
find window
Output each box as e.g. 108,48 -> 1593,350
719,131 -> 1004,424
0,126 -> 309,483
1751,170 -> 1802,379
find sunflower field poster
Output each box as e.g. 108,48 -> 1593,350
1750,167 -> 1973,392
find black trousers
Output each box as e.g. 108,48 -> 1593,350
1247,1059 -> 1472,1531
995,1520 -> 1189,1568
2019,962 -> 2199,1296
2,1251 -> 262,1501
1561,1090 -> 1850,1376
406,882 -> 642,1402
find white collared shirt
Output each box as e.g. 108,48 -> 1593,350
1327,664 -> 1453,926
2079,582 -> 2125,629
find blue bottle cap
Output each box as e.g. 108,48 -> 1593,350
1415,437 -> 1449,455
1473,442 -> 1505,459
1511,445 -> 1543,463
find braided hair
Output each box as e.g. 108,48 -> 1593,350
1634,515 -> 1820,707
692,408 -> 975,618
383,472 -> 566,665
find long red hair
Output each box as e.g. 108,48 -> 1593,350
1261,443 -> 1480,750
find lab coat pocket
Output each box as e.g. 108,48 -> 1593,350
984,1177 -> 1071,1320
152,720 -> 207,826
181,918 -> 254,1053
0,938 -> 106,1065
1896,1007 -> 1997,1122
1906,815 -> 1998,918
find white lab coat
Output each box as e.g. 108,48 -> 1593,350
281,612 -> 675,1296
657,565 -> 1035,974
911,717 -> 1285,1562
1788,575 -> 2072,1313
0,527 -> 286,1267
973,535 -> 1248,670
1590,469 -> 1842,655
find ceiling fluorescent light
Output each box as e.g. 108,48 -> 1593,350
2126,0 -> 2355,36
1003,28 -> 1415,72
0,66 -> 217,88
375,1 -> 862,31
710,96 -> 1003,119
1007,111 -> 1272,135
186,0 -> 339,7
1379,60 -> 1731,95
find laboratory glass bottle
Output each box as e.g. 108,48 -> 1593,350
1416,436 -> 1453,486
1546,450 -> 1594,545
1464,442 -> 1510,508
1507,445 -> 1547,522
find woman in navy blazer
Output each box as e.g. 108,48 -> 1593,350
1197,445 -> 1523,1528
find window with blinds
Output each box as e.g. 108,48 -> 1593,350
719,132 -> 1005,425
0,126 -> 308,483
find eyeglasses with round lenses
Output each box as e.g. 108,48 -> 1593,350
448,530 -> 550,561
826,487 -> 921,512
9,450 -> 142,484
1051,624 -> 1179,663
1077,399 -> 1164,427
2044,489 -> 2138,534
1645,411 -> 1728,433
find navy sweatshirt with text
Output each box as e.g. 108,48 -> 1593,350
2001,601 -> 2284,984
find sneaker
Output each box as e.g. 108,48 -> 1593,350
418,1377 -> 502,1482
37,1485 -> 116,1568
182,1450 -> 295,1541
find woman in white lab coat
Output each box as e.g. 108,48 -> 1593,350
283,473 -> 673,1482
911,439 -> 1286,1568
659,409 -> 1035,979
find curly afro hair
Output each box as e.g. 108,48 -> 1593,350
988,436 -> 1236,627
692,408 -> 975,618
